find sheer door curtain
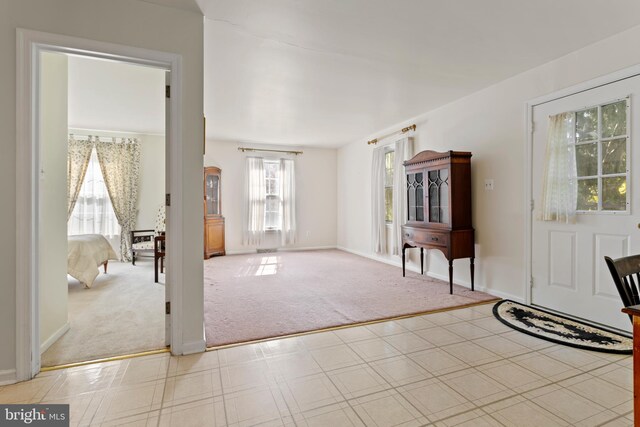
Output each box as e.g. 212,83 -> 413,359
540,112 -> 577,223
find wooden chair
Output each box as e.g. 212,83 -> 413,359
154,234 -> 165,283
131,229 -> 155,265
604,254 -> 640,322
131,204 -> 165,265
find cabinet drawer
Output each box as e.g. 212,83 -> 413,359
403,228 -> 449,247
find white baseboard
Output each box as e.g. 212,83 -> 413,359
182,339 -> 206,355
475,287 -> 522,303
336,246 -> 422,274
226,245 -> 337,256
337,246 -> 513,301
0,369 -> 17,386
225,249 -> 255,255
40,322 -> 70,354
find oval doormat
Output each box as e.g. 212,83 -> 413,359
493,300 -> 632,354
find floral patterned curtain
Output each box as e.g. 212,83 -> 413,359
67,136 -> 94,221
95,138 -> 141,261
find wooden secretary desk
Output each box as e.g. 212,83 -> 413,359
401,150 -> 475,294
204,166 -> 226,258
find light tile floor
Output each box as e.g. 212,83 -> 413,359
0,302 -> 634,426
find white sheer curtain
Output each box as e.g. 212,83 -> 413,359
68,149 -> 120,237
540,112 -> 577,223
371,146 -> 387,254
243,157 -> 266,245
391,137 -> 413,255
280,158 -> 296,245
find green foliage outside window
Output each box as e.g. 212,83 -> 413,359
574,99 -> 628,212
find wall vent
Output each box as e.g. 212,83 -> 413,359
257,248 -> 278,254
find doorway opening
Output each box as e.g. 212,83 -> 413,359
16,29 -> 184,382
38,52 -> 168,367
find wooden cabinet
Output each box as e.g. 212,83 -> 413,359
402,150 -> 474,294
204,167 -> 225,258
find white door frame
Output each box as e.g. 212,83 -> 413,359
16,29 -> 184,381
524,63 -> 640,308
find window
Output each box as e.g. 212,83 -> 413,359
574,98 -> 629,212
68,150 -> 120,236
384,150 -> 394,222
264,160 -> 282,230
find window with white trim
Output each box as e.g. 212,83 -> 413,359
574,98 -> 629,212
264,160 -> 282,230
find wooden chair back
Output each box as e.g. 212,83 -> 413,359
605,255 -> 640,322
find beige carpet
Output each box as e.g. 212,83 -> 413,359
41,260 -> 166,367
204,249 -> 498,347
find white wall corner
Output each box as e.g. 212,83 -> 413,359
0,369 -> 17,386
39,322 -> 70,354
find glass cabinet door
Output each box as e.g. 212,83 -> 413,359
406,172 -> 424,222
427,168 -> 449,224
205,174 -> 220,216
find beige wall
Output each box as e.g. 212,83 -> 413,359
204,140 -> 338,253
337,23 -> 640,301
137,135 -> 166,230
39,52 -> 69,351
1,0 -> 204,376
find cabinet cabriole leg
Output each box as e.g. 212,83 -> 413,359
449,259 -> 453,294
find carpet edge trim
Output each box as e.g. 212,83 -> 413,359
206,298 -> 500,351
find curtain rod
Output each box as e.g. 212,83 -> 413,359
238,147 -> 303,155
367,124 -> 416,145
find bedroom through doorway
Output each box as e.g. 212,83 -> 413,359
38,52 -> 168,367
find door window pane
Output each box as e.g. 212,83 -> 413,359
570,98 -> 629,213
577,178 -> 598,211
576,107 -> 598,142
575,143 -> 597,176
602,101 -> 627,138
602,138 -> 626,175
602,176 -> 627,211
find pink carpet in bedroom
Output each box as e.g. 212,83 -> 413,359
204,249 -> 498,347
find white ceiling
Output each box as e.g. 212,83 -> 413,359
199,0 -> 640,147
68,56 -> 165,135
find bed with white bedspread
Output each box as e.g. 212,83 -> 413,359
67,234 -> 118,288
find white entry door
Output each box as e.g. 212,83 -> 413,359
531,75 -> 640,333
